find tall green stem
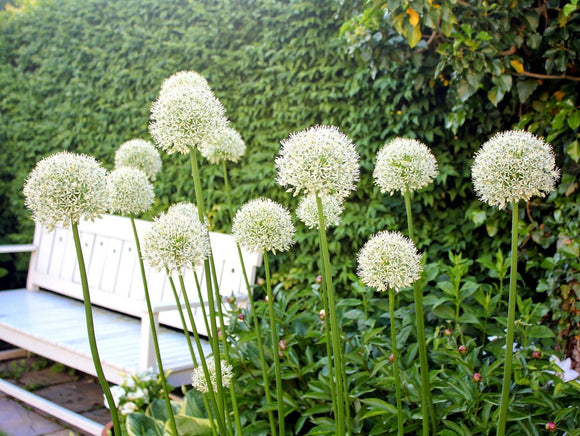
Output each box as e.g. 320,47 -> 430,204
222,162 -> 277,436
264,251 -> 285,436
497,201 -> 519,436
389,288 -> 404,436
178,275 -> 227,435
316,196 -> 346,435
189,151 -> 229,430
166,273 -> 218,436
404,190 -> 434,435
71,223 -> 121,436
130,217 -> 177,435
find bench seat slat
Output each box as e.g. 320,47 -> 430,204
0,289 -> 207,386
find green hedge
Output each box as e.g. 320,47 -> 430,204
0,0 -> 574,302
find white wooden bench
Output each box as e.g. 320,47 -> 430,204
0,213 -> 261,388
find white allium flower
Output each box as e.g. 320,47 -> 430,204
232,198 -> 295,254
159,70 -> 211,94
472,130 -> 559,209
120,401 -> 138,415
114,139 -> 162,181
142,204 -> 210,274
149,85 -> 228,155
276,125 -> 360,199
23,151 -> 107,231
167,201 -> 200,219
357,231 -> 423,292
373,138 -> 439,195
107,167 -> 154,216
199,126 -> 246,164
191,358 -> 233,394
296,194 -> 344,229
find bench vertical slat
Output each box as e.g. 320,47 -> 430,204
60,230 -> 77,282
101,238 -> 123,293
116,242 -> 136,298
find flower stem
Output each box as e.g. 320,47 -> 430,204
316,195 -> 346,435
70,222 -> 121,436
222,162 -> 277,436
497,201 -> 519,436
130,216 -> 177,435
166,273 -> 218,436
177,274 -> 227,435
389,288 -> 404,436
264,251 -> 285,436
404,190 -> 434,436
189,151 -> 229,431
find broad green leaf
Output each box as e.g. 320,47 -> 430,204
488,86 -> 505,106
126,413 -> 164,436
182,389 -> 208,419
528,325 -> 555,338
407,23 -> 422,48
566,140 -> 580,162
567,110 -> 580,129
516,79 -> 538,103
166,415 -> 213,436
147,399 -> 180,422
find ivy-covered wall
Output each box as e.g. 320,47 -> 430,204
0,0 -> 564,295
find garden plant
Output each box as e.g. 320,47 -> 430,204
3,0 -> 580,435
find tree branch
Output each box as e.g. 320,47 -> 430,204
515,70 -> 580,82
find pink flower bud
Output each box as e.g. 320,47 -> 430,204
279,339 -> 287,351
389,354 -> 394,362
237,313 -> 245,321
227,296 -> 236,304
319,309 -> 326,321
315,275 -> 323,284
545,422 -> 556,432
532,350 -> 541,359
472,373 -> 482,383
257,277 -> 265,287
459,345 -> 468,355
444,328 -> 452,337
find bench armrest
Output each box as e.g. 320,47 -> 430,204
0,244 -> 36,254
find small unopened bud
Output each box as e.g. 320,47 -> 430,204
444,328 -> 452,337
217,329 -> 222,339
278,350 -> 284,359
545,422 -> 556,432
237,313 -> 245,321
532,350 -> 541,359
472,373 -> 481,383
319,309 -> 326,321
227,295 -> 236,304
459,345 -> 468,355
315,275 -> 323,284
257,277 -> 265,287
389,354 -> 394,362
264,295 -> 269,303
279,339 -> 287,351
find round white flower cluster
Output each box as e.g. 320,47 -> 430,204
159,70 -> 211,94
357,231 -> 423,292
23,151 -> 108,231
232,198 -> 295,254
142,202 -> 210,274
472,130 -> 559,209
107,167 -> 154,216
114,139 -> 162,181
199,126 -> 246,164
296,194 -> 344,229
149,84 -> 228,155
191,358 -> 233,394
276,125 -> 360,199
373,138 -> 439,195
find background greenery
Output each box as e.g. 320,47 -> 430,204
0,0 -> 578,356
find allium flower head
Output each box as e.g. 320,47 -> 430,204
357,231 -> 422,292
191,358 -> 233,393
296,194 -> 344,229
142,204 -> 210,274
166,201 -> 199,219
23,151 -> 107,231
107,167 -> 154,216
232,198 -> 295,254
159,70 -> 211,94
114,139 -> 162,181
199,126 -> 246,164
149,85 -> 228,155
472,130 -> 559,209
373,138 -> 439,195
276,125 -> 360,199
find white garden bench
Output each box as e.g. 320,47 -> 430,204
0,214 -> 261,433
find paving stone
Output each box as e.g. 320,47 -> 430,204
19,367 -> 79,390
0,396 -> 64,436
34,380 -> 103,414
81,406 -> 112,426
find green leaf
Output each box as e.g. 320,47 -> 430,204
527,325 -> 555,338
182,389 -> 208,418
361,397 -> 398,418
516,79 -> 538,103
407,24 -> 422,48
147,399 -> 180,422
166,415 -> 213,436
566,140 -> 580,162
567,110 -> 580,129
488,86 -> 505,106
126,413 -> 164,436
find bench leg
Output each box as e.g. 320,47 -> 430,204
139,310 -> 159,372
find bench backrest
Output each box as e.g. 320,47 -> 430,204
26,214 -> 262,336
